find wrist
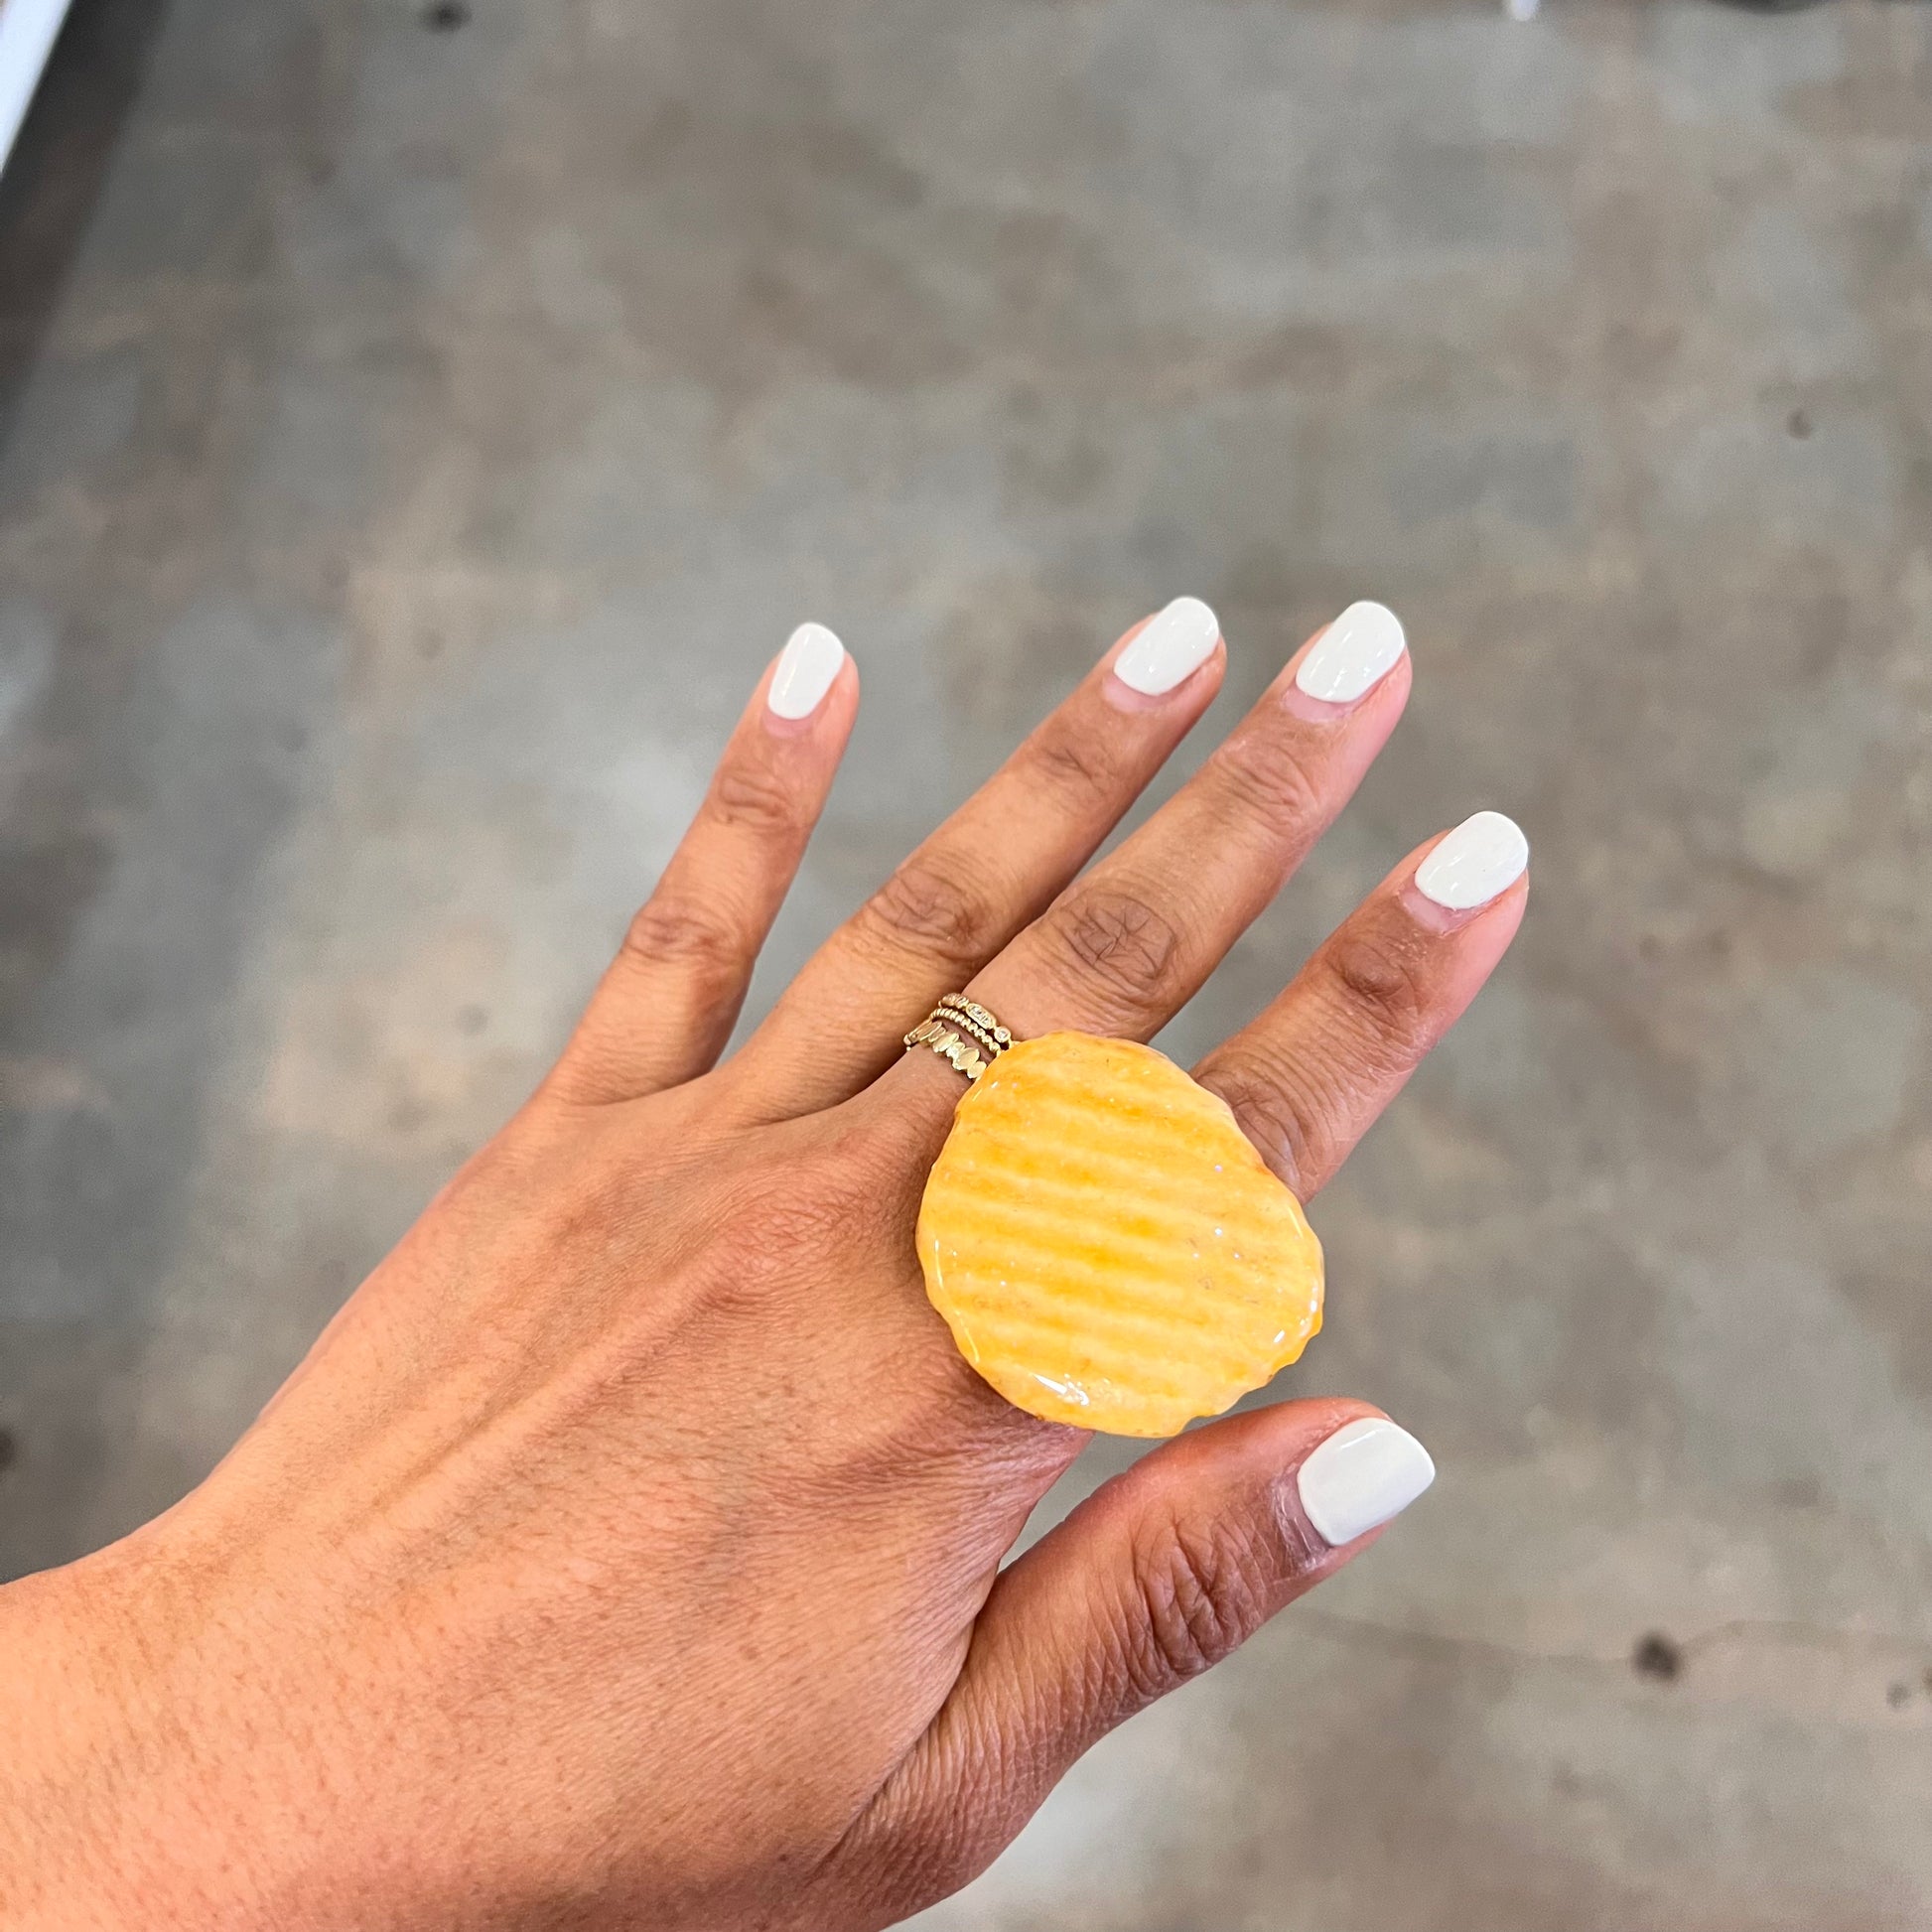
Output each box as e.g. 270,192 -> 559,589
0,1528 -> 287,1930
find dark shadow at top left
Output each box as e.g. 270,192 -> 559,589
0,0 -> 176,440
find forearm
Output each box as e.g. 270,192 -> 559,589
0,1540 -> 275,1931
1,1558 -> 137,1925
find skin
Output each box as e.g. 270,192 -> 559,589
0,611 -> 1525,1931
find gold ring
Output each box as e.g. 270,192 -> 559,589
902,994 -> 1015,1083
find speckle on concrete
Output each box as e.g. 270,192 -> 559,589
3,2 -> 1931,1927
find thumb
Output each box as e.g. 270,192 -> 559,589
842,1400 -> 1435,1916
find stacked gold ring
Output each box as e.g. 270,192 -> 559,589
903,994 -> 1016,1083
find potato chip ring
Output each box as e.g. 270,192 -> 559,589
915,1030 -> 1324,1437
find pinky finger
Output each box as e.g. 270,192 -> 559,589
546,624 -> 858,1106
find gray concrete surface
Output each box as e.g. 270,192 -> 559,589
3,0 -> 1931,1924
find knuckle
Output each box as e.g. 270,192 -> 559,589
1043,887 -> 1183,1008
620,896 -> 744,984
711,760 -> 804,836
1323,922 -> 1433,1037
1202,1055 -> 1330,1190
1211,731 -> 1327,844
860,855 -> 1004,971
1026,722 -> 1127,803
1122,1512 -> 1270,1701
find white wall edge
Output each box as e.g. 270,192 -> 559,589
0,0 -> 76,178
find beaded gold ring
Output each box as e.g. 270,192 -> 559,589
902,994 -> 1015,1083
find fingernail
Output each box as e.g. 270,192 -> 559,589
1295,601 -> 1407,705
1298,1417 -> 1436,1548
767,621 -> 846,720
1414,810 -> 1530,911
1113,596 -> 1221,696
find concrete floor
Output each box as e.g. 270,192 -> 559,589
3,0 -> 1931,1924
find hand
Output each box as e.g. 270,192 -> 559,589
0,601 -> 1526,1931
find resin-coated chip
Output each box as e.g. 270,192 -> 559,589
917,1032 -> 1324,1437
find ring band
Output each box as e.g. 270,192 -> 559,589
935,1004 -> 1005,1060
904,994 -> 1016,1083
937,994 -> 1011,1045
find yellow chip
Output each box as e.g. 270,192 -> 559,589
917,1032 -> 1323,1437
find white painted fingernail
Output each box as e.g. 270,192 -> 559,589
1113,597 -> 1221,695
767,621 -> 846,720
1298,1417 -> 1436,1547
1295,601 -> 1407,704
1414,810 -> 1529,910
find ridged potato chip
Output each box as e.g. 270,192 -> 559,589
917,1032 -> 1323,1437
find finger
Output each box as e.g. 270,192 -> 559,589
833,1400 -> 1435,1912
1193,810 -> 1529,1199
877,601 -> 1413,1140
545,624 -> 858,1106
728,599 -> 1227,1121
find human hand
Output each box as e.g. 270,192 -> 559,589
0,600 -> 1526,1931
